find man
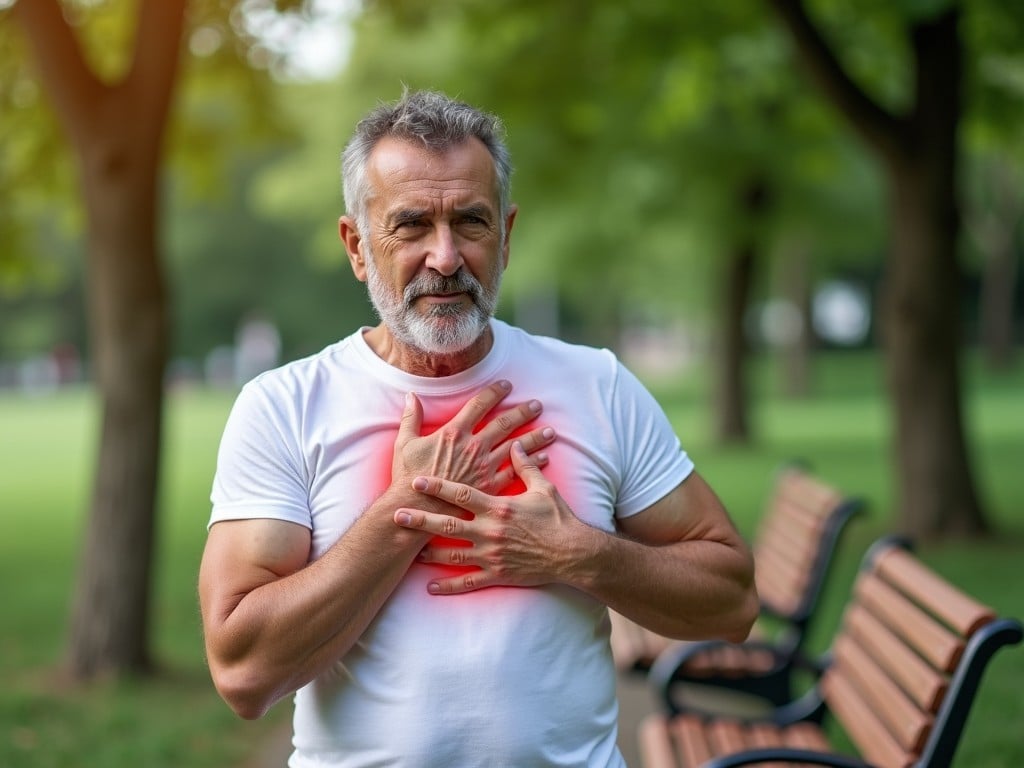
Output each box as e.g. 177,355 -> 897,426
199,89 -> 757,767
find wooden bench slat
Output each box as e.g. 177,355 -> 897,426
638,715 -> 677,768
845,604 -> 948,711
856,573 -> 965,672
756,509 -> 822,567
876,547 -> 996,637
682,644 -> 778,678
708,719 -> 749,755
783,721 -> 832,752
770,494 -> 831,534
754,547 -> 810,614
747,723 -> 784,748
778,469 -> 844,511
832,634 -> 933,751
822,671 -> 915,768
674,715 -> 715,768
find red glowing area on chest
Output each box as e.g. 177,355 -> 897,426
416,405 -> 533,578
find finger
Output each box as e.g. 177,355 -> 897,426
508,425 -> 556,456
449,380 -> 512,430
411,475 -> 490,513
491,450 -> 549,491
511,441 -> 550,489
417,544 -> 477,568
394,507 -> 469,537
395,392 -> 423,446
427,571 -> 492,595
478,399 -> 546,445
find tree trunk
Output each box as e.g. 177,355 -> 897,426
883,160 -> 985,537
715,243 -> 754,443
14,0 -> 186,678
767,0 -> 989,539
879,13 -> 987,538
67,127 -> 170,677
715,179 -> 770,443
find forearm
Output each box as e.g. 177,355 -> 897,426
569,526 -> 757,643
202,498 -> 428,718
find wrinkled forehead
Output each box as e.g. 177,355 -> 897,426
365,136 -> 500,208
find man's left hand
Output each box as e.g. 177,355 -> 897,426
393,441 -> 593,594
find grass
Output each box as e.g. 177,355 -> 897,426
0,350 -> 1022,766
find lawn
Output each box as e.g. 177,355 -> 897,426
0,350 -> 1021,767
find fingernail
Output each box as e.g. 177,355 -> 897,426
513,440 -> 525,454
405,392 -> 415,408
528,399 -> 542,413
428,582 -> 441,594
542,428 -> 555,440
412,477 -> 428,491
537,452 -> 548,464
396,511 -> 412,525
499,379 -> 512,390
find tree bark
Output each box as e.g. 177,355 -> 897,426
715,178 -> 771,443
767,0 -> 988,538
13,0 -> 187,677
715,243 -> 754,443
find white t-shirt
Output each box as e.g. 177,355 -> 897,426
210,319 -> 694,767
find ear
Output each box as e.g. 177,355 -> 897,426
339,216 -> 367,282
501,204 -> 518,269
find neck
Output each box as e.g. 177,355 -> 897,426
362,323 -> 494,377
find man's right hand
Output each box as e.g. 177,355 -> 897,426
390,380 -> 554,510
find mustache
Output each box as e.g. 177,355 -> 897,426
403,270 -> 482,305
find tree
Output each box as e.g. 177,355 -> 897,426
10,0 -> 186,678
765,0 -> 998,537
3,0 -> 315,680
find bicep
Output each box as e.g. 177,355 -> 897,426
199,518 -> 311,625
617,471 -> 740,547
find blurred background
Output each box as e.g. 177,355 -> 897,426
1,0 -> 1022,766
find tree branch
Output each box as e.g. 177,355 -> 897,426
11,0 -> 104,144
765,0 -> 907,163
127,0 -> 188,137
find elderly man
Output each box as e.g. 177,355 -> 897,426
199,89 -> 757,768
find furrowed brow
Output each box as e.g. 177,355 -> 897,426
455,203 -> 493,220
387,208 -> 427,227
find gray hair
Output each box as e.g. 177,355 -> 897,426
341,89 -> 513,236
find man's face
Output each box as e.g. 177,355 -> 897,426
345,137 -> 515,355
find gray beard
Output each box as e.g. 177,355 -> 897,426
363,250 -> 502,355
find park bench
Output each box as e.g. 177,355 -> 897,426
638,536 -> 1023,768
610,464 -> 863,705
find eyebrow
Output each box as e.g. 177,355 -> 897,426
454,204 -> 493,220
388,208 -> 428,227
386,204 -> 494,227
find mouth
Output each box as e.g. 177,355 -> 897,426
417,291 -> 469,304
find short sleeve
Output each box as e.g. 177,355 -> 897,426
209,379 -> 312,530
609,361 -> 694,518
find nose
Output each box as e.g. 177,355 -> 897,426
424,224 -> 463,276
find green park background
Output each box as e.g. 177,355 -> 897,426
1,1 -> 1023,766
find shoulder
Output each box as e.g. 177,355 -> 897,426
495,320 -> 619,377
241,334 -> 359,398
